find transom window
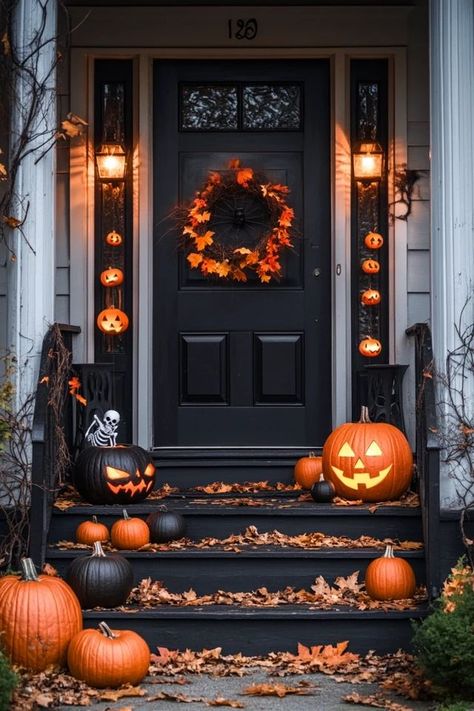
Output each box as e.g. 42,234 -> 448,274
180,83 -> 303,131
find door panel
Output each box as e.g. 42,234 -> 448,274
154,60 -> 331,447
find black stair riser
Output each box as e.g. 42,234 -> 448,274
48,552 -> 425,593
82,609 -> 427,655
153,465 -> 295,487
50,509 -> 423,543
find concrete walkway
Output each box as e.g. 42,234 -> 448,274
56,670 -> 436,710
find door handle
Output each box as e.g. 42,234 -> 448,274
312,267 -> 321,278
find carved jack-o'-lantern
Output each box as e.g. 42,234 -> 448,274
359,337 -> 382,357
73,445 -> 156,505
97,307 -> 129,335
361,259 -> 380,274
100,267 -> 124,287
105,230 -> 123,246
361,289 -> 381,307
322,406 -> 413,502
364,232 -> 384,250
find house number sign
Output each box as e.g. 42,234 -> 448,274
228,18 -> 258,40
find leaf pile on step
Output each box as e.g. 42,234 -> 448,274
124,572 -> 426,611
55,525 -> 423,553
190,481 -> 303,494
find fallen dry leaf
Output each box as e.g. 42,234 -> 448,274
242,681 -> 317,697
343,692 -> 413,710
100,686 -> 146,701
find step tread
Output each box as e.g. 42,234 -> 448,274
46,546 -> 425,559
83,604 -> 428,620
53,500 -> 421,517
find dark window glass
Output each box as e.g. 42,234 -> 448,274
243,85 -> 301,129
181,85 -> 238,130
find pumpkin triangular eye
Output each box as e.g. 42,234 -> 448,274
105,466 -> 130,480
338,442 -> 355,457
365,440 -> 383,456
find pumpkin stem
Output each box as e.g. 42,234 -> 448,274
92,515 -> 98,524
308,451 -> 315,458
359,406 -> 372,424
92,541 -> 107,557
20,558 -> 39,581
384,544 -> 395,558
122,509 -> 130,520
158,505 -> 168,512
98,621 -> 117,639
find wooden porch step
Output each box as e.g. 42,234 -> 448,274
82,605 -> 429,655
150,447 -> 321,487
46,546 -> 426,594
50,498 -> 423,541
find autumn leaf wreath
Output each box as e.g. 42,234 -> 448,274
182,159 -> 295,283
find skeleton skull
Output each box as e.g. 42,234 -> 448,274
103,410 -> 120,433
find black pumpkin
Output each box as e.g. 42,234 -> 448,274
310,475 -> 336,503
146,507 -> 186,543
67,541 -> 134,608
73,445 -> 156,505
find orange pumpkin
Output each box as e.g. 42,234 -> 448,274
359,337 -> 382,357
97,307 -> 129,334
0,558 -> 82,670
68,621 -> 150,688
111,509 -> 150,550
361,289 -> 381,306
294,451 -> 323,489
100,267 -> 124,287
322,406 -> 413,502
365,545 -> 416,600
361,259 -> 380,274
76,515 -> 110,545
105,230 -> 123,246
364,232 -> 384,249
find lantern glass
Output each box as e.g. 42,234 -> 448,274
96,143 -> 126,180
353,141 -> 384,181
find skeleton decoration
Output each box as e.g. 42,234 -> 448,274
85,410 -> 121,447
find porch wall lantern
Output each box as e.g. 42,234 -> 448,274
95,142 -> 127,181
352,141 -> 384,182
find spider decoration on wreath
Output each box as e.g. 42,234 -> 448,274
182,159 -> 295,283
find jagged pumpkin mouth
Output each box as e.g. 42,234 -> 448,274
330,464 -> 393,490
105,465 -> 155,496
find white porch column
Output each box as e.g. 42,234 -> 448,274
430,0 -> 474,505
7,0 -> 57,406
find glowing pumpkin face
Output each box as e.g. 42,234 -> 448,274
106,230 -> 123,246
359,337 -> 382,357
322,406 -> 413,502
364,232 -> 384,249
100,267 -> 124,287
97,307 -> 129,334
74,445 -> 156,504
361,259 -> 380,274
361,289 -> 381,306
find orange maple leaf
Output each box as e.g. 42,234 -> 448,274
228,159 -> 241,170
271,183 -> 290,194
187,252 -> 203,268
201,258 -> 219,274
237,167 -> 254,187
183,225 -> 198,238
195,230 -> 215,251
232,268 -> 247,282
234,247 -> 252,255
194,211 -> 211,224
215,260 -> 231,278
241,251 -> 259,267
260,273 -> 271,283
278,207 -> 294,227
209,172 -> 221,184
68,377 -> 81,390
39,375 -> 49,385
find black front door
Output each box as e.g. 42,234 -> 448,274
154,60 -> 331,447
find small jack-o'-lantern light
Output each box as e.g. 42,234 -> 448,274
322,406 -> 413,502
100,267 -> 124,287
73,445 -> 156,505
105,230 -> 123,247
361,288 -> 381,306
361,259 -> 380,274
364,232 -> 384,250
352,141 -> 384,181
359,337 -> 382,358
97,307 -> 129,335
